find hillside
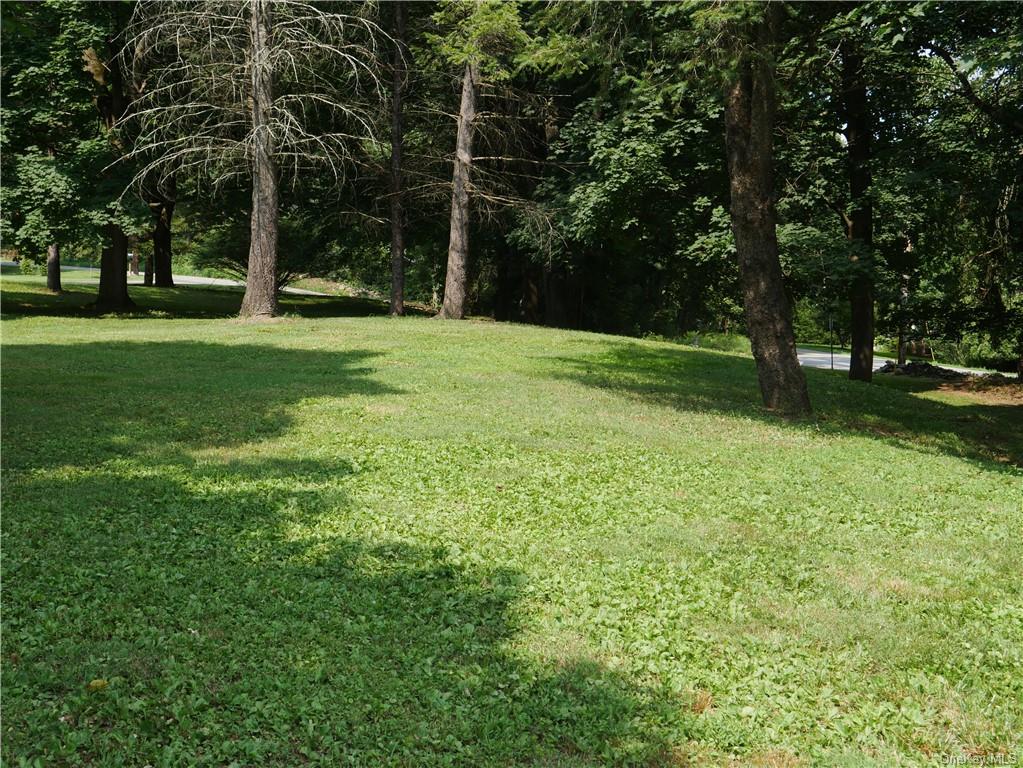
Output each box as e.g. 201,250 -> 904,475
2,279 -> 1021,766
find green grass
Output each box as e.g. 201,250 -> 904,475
0,273 -> 399,319
3,277 -> 1021,767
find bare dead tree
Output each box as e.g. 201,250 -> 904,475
125,0 -> 384,317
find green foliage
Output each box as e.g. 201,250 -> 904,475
428,0 -> 530,81
17,257 -> 48,277
3,0 -> 1019,362
3,279 -> 1022,766
0,0 -> 146,256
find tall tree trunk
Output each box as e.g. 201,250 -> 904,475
130,246 -> 140,275
240,0 -> 279,319
543,265 -> 569,328
153,175 -> 176,287
46,243 -> 62,292
389,1 -> 407,316
144,252 -> 154,286
437,60 -> 478,320
841,40 -> 875,382
97,223 -> 134,311
523,267 -> 541,324
93,21 -> 133,311
723,7 -> 811,416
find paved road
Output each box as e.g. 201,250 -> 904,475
125,271 -> 328,296
796,347 -> 1006,377
2,262 -> 326,296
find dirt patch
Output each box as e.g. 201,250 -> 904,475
935,378 -> 1023,406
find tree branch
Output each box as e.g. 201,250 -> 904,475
931,43 -> 1023,134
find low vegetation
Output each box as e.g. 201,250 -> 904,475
3,279 -> 1020,766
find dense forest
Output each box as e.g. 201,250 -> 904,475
2,1 -> 1021,408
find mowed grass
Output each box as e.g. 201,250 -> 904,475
2,277 -> 1021,767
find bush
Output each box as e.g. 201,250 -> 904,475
18,257 -> 46,276
792,297 -> 850,346
678,330 -> 751,355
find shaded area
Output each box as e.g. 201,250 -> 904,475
551,341 -> 1023,468
2,466 -> 674,765
1,341 -> 399,469
1,337 -> 676,765
0,280 -> 429,320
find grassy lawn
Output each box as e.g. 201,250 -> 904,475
0,272 -> 397,320
2,277 -> 1021,767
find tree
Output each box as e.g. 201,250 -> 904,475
147,174 -> 176,287
839,38 -> 875,382
717,4 -> 812,415
437,59 -> 479,319
389,1 -> 408,316
0,0 -> 142,302
431,0 -> 529,320
88,1 -> 138,311
127,0 -> 383,318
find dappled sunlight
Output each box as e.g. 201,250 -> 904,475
0,280 -> 405,321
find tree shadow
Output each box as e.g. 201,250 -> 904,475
2,462 -> 676,765
1,340 -> 400,470
2,336 -> 678,764
0,281 -> 429,320
549,341 -> 1023,470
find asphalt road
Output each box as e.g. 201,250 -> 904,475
2,262 -> 326,296
796,347 -> 1003,377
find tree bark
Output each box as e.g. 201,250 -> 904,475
46,243 -> 62,292
389,1 -> 407,316
723,7 -> 811,416
92,20 -> 133,311
153,175 -> 176,287
841,40 -> 874,382
96,223 -> 134,311
240,0 -> 279,319
437,60 -> 479,320
144,253 -> 154,286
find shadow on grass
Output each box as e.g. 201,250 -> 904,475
0,281 -> 429,320
551,341 -> 1023,470
1,338 -> 678,765
4,479 -> 676,765
2,476 -> 677,768
1,341 -> 400,469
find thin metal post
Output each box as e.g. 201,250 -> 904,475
829,314 -> 834,370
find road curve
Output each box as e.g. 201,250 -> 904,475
796,347 -> 1006,378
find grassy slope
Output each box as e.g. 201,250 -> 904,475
2,278 -> 1021,767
